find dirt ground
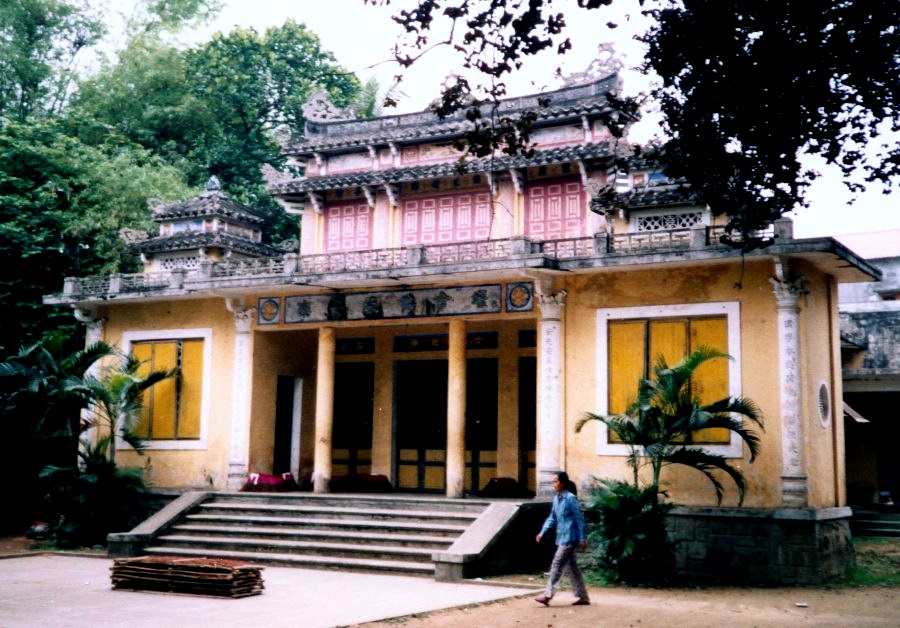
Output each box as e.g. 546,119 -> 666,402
358,584 -> 900,627
3,536 -> 897,627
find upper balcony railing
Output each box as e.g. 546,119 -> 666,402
57,223 -> 770,300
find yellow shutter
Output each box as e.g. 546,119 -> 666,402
132,343 -> 152,439
177,339 -> 203,438
648,319 -> 688,371
690,317 -> 730,444
608,320 -> 646,443
151,341 -> 178,439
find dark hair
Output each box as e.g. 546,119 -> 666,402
554,471 -> 577,496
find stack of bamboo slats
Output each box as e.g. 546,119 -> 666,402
111,556 -> 264,598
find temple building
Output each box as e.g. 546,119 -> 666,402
46,73 -> 879,583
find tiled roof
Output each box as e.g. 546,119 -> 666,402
270,142 -> 615,195
152,191 -> 270,225
128,232 -> 279,258
286,75 -> 622,154
618,185 -> 700,209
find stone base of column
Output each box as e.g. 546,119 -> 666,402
226,464 -> 248,491
781,475 -> 809,507
536,468 -> 560,497
313,472 -> 330,493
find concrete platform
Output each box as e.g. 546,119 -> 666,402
0,554 -> 536,627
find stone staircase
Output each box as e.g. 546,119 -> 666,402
850,508 -> 900,538
138,493 -> 492,576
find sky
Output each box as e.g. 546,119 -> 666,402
102,0 -> 900,242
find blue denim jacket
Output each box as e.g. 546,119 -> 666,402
539,490 -> 586,546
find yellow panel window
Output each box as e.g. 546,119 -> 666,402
608,316 -> 730,446
131,339 -> 204,440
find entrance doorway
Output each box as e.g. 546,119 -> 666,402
393,358 -> 501,493
332,362 -> 375,477
394,360 -> 448,492
273,375 -> 302,478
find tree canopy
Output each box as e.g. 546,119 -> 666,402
372,0 -> 900,245
0,0 -> 366,353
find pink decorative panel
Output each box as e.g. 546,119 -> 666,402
324,202 -> 373,252
525,179 -> 585,239
401,191 -> 493,245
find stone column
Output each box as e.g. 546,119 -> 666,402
313,327 -> 336,493
769,259 -> 809,507
73,307 -> 105,462
536,287 -> 567,496
446,318 -> 467,498
73,307 -> 105,348
226,301 -> 256,490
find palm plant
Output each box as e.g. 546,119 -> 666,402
0,332 -> 116,532
0,332 -> 117,465
84,352 -> 178,465
576,345 -> 764,506
576,346 -> 764,583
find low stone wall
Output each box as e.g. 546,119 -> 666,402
667,506 -> 855,585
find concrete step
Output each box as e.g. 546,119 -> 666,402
154,533 -> 437,563
142,545 -> 435,575
212,493 -> 490,514
196,502 -> 481,526
182,513 -> 467,536
169,523 -> 454,548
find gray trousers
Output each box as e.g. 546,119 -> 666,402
544,543 -> 588,599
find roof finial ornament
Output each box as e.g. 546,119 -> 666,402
561,43 -> 624,87
207,175 -> 221,192
303,89 -> 352,122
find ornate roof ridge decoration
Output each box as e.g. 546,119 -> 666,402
561,43 -> 625,88
128,231 -> 279,257
616,186 -> 700,210
270,141 -> 616,195
151,189 -> 271,225
287,74 -> 621,154
302,89 -> 355,123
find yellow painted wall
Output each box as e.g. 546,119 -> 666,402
559,259 -> 789,507
100,298 -> 236,489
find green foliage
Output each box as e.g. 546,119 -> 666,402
0,117 -> 192,351
0,333 -> 115,532
182,20 -> 360,195
0,0 -> 104,120
39,437 -> 147,548
583,479 -> 674,584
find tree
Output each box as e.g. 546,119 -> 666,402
575,346 -> 763,583
181,21 -> 360,192
0,0 -> 104,120
371,1 -> 900,244
0,118 -> 192,352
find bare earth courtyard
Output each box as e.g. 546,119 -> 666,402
359,584 -> 900,627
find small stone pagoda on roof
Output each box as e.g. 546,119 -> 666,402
129,176 -> 279,273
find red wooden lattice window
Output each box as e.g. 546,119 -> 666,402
324,201 -> 372,252
401,191 -> 493,245
524,179 -> 585,239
